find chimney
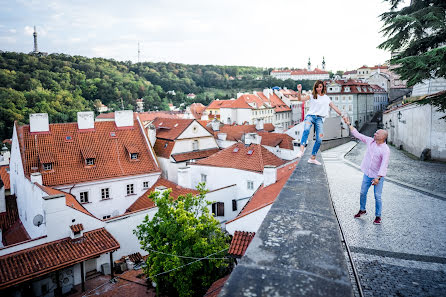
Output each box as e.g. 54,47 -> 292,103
77,111 -> 95,130
263,89 -> 271,99
244,136 -> 252,146
154,186 -> 168,197
211,119 -> 220,131
247,133 -> 261,145
236,92 -> 244,99
115,110 -> 134,127
217,133 -> 227,141
177,167 -> 191,189
29,113 -> 49,133
263,165 -> 277,187
148,124 -> 156,147
255,118 -> 264,131
31,172 -> 43,185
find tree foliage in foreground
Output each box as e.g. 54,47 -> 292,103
378,0 -> 446,117
134,184 -> 230,297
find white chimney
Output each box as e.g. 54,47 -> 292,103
255,118 -> 264,131
115,110 -> 134,127
211,119 -> 220,131
244,136 -> 252,146
77,111 -> 95,130
263,89 -> 271,99
31,172 -> 43,185
154,186 -> 168,197
148,124 -> 156,147
29,113 -> 49,133
263,165 -> 277,187
0,179 -> 5,213
177,167 -> 191,189
217,133 -> 227,141
236,92 -> 244,99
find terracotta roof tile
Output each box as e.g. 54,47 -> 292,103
152,118 -> 194,140
204,275 -> 230,297
171,148 -> 220,163
70,224 -> 84,233
189,103 -> 206,119
137,111 -> 182,122
0,165 -> 10,190
195,143 -> 285,173
258,132 -> 294,150
126,178 -> 199,213
17,121 -> 159,187
222,96 -> 253,109
153,139 -> 175,159
0,195 -> 19,232
210,124 -> 274,141
228,231 -> 256,257
2,219 -> 30,246
0,228 -> 120,289
206,99 -> 233,109
256,92 -> 291,112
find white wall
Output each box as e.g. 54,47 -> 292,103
226,205 -> 272,235
383,104 -> 446,160
189,165 -> 263,199
177,121 -> 213,139
203,185 -> 244,224
412,78 -> 446,97
171,137 -> 218,154
56,173 -> 160,219
263,145 -> 300,160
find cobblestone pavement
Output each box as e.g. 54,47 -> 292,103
345,127 -> 446,197
322,142 -> 446,297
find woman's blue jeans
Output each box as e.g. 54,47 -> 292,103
360,174 -> 384,217
300,115 -> 324,156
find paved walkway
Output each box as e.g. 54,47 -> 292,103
322,142 -> 446,297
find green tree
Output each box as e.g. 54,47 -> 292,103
134,184 -> 230,297
378,0 -> 446,116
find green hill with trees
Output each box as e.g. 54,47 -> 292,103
0,51 -> 313,141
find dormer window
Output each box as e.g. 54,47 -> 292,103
43,163 -> 53,171
130,153 -> 139,160
86,158 -> 95,166
125,144 -> 140,161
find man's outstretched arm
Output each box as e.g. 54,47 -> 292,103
343,116 -> 372,144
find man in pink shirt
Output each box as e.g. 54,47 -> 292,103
343,117 -> 390,225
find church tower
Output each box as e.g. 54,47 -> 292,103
307,58 -> 311,71
322,56 -> 326,70
33,26 -> 38,53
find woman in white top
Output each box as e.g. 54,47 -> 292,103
297,80 -> 343,165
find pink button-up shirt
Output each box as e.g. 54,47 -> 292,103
351,128 -> 390,178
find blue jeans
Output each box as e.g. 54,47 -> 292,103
300,115 -> 324,156
360,174 -> 384,217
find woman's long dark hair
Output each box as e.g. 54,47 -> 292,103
312,80 -> 326,99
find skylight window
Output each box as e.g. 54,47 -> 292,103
110,132 -> 117,137
130,153 -> 138,160
86,158 -> 95,166
43,163 -> 53,171
247,150 -> 253,155
65,136 -> 72,141
233,147 -> 239,153
174,123 -> 178,127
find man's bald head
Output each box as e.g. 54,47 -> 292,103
374,129 -> 388,143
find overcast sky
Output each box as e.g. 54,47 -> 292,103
0,0 -> 409,71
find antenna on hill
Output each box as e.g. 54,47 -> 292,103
138,41 -> 140,63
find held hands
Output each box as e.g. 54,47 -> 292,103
297,84 -> 302,92
342,116 -> 350,126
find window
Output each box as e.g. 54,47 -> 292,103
80,191 -> 89,203
103,215 -> 111,220
192,140 -> 199,151
86,158 -> 95,166
232,199 -> 237,211
143,181 -> 149,189
127,184 -> 134,195
201,174 -> 207,183
101,188 -> 110,200
349,105 -> 352,111
247,181 -> 254,190
43,163 -> 52,171
130,153 -> 138,160
212,202 -> 224,216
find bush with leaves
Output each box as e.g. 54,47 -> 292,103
134,183 -> 231,297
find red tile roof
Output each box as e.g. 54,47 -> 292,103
152,118 -> 194,140
237,94 -> 266,109
0,165 -> 10,190
222,96 -> 254,109
237,161 -> 297,217
207,99 -> 233,109
195,143 -> 285,173
70,223 -> 84,233
17,121 -> 160,187
204,275 -> 230,297
171,148 -> 220,163
137,112 -> 182,122
258,132 -> 294,150
189,103 -> 206,119
0,195 -> 30,246
291,68 -> 329,75
207,124 -> 275,141
0,228 -> 120,289
2,219 -> 30,246
126,178 -> 199,213
256,92 -> 291,112
228,231 -> 255,258
153,139 -> 175,158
